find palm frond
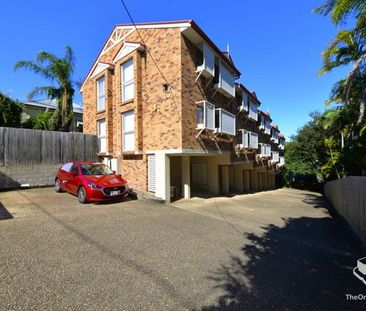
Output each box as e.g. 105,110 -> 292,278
13,61 -> 54,80
27,86 -> 59,100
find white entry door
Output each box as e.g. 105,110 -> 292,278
147,155 -> 156,192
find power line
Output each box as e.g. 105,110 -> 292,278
118,0 -> 188,133
119,0 -> 170,86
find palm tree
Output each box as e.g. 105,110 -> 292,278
318,29 -> 366,127
313,0 -> 366,26
14,46 -> 76,132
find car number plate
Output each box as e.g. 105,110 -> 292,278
110,190 -> 120,196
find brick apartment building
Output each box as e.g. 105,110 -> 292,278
81,20 -> 285,203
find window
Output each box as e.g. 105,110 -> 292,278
97,119 -> 106,153
97,76 -> 105,111
196,106 -> 204,127
121,59 -> 134,102
61,162 -> 73,172
122,110 -> 135,151
249,102 -> 258,121
241,94 -> 249,111
214,61 -> 235,97
196,101 -> 215,131
248,132 -> 258,149
197,43 -> 215,78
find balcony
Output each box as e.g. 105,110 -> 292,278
236,129 -> 249,148
196,101 -> 215,131
248,131 -> 258,149
271,151 -> 279,162
215,108 -> 236,136
214,61 -> 235,98
248,102 -> 258,121
196,43 -> 215,79
259,143 -> 271,157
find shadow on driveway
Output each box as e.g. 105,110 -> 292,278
0,201 -> 13,220
201,209 -> 366,310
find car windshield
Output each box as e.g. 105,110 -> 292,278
80,164 -> 113,176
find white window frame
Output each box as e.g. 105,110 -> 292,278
97,119 -> 106,153
121,59 -> 134,102
97,76 -> 105,111
122,110 -> 135,151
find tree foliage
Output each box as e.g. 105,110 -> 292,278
0,92 -> 22,127
284,112 -> 338,190
309,0 -> 366,179
14,46 -> 76,132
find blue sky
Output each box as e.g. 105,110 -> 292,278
0,0 -> 348,139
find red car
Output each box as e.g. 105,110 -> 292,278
55,161 -> 129,203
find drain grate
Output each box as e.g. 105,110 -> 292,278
0,203 -> 13,220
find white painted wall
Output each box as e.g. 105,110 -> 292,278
155,153 -> 170,202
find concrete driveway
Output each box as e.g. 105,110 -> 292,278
0,188 -> 365,310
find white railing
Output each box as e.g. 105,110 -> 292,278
248,131 -> 258,149
196,43 -> 215,78
249,102 -> 258,121
271,151 -> 279,162
196,101 -> 215,131
214,61 -> 235,98
216,108 -> 236,136
237,129 -> 249,148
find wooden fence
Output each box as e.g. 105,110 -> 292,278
0,127 -> 98,188
324,177 -> 366,246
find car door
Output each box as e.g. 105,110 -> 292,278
59,162 -> 74,193
67,164 -> 80,195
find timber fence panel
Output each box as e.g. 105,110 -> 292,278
0,127 -> 98,187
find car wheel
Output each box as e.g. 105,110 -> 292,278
55,179 -> 63,193
77,186 -> 87,204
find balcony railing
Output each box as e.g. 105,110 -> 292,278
214,61 -> 235,98
248,102 -> 258,121
215,108 -> 236,136
196,43 -> 215,79
196,100 -> 215,131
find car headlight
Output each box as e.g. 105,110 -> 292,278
87,182 -> 102,190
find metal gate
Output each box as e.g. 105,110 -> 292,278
147,155 -> 156,192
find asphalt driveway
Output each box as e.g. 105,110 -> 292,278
0,188 -> 365,310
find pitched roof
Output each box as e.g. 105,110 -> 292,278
80,20 -> 240,92
23,99 -> 83,114
236,83 -> 261,106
